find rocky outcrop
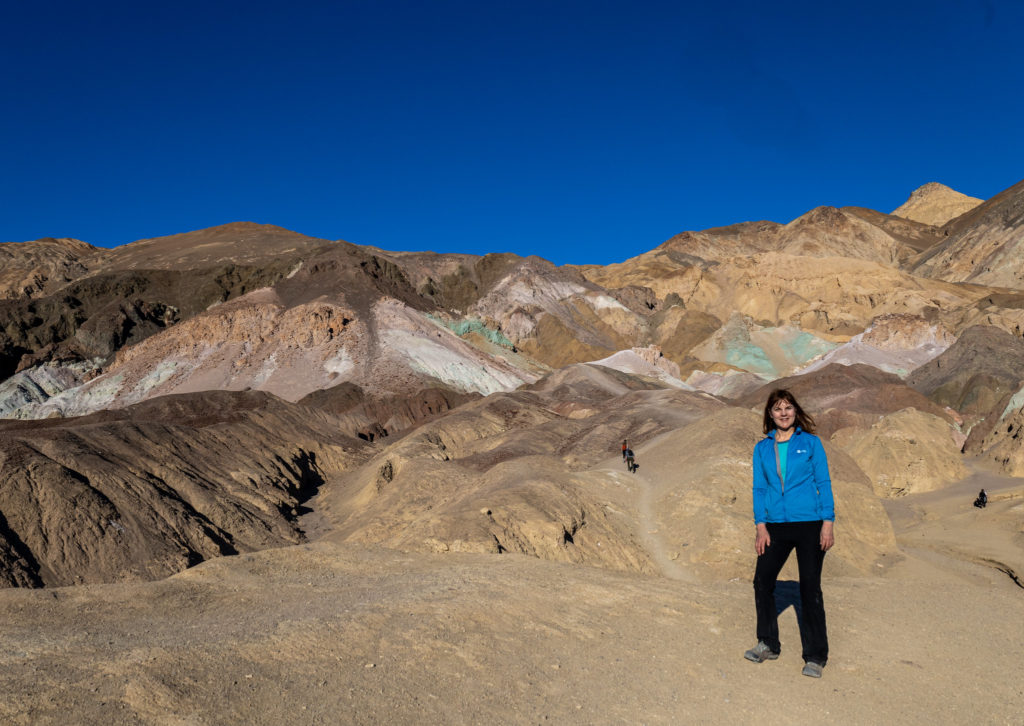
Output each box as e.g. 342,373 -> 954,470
977,392 -> 1024,476
776,206 -> 918,265
316,385 -> 726,573
831,408 -> 970,497
797,314 -> 954,378
0,262 -> 303,381
891,182 -> 984,227
911,179 -> 1024,288
906,325 -> 1024,417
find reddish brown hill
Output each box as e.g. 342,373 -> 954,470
90,222 -> 336,272
0,237 -> 96,299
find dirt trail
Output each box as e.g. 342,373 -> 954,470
598,454 -> 694,582
634,462 -> 696,583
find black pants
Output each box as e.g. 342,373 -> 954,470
753,520 -> 829,665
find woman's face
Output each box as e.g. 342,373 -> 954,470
771,400 -> 796,431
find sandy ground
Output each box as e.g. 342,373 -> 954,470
1,464 -> 1022,725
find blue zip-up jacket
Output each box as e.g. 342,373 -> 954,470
752,427 -> 835,524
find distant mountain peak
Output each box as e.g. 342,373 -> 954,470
891,182 -> 983,226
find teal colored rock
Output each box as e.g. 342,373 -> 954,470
427,314 -> 515,349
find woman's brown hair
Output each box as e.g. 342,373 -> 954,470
762,388 -> 816,435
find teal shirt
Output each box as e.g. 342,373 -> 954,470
777,440 -> 789,483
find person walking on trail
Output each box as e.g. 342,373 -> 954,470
624,448 -> 637,473
622,439 -> 628,461
744,388 -> 835,679
974,489 -> 988,508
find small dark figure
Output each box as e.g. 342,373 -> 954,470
974,489 -> 988,509
622,439 -> 628,461
624,448 -> 637,473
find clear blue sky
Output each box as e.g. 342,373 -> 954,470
3,0 -> 1022,265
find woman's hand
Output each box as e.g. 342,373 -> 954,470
755,523 -> 771,555
820,520 -> 834,551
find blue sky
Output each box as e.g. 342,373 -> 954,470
3,0 -> 1022,265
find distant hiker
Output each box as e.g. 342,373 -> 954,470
624,448 -> 637,473
622,439 -> 628,461
745,389 -> 834,680
974,489 -> 988,509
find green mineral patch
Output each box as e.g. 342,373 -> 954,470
427,314 -> 515,349
720,325 -> 837,379
999,384 -> 1024,422
775,328 -> 837,365
724,345 -> 775,377
135,360 -> 182,392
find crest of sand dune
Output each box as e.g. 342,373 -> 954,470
891,181 -> 984,226
830,407 -> 970,497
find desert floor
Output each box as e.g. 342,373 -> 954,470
1,460 -> 1022,726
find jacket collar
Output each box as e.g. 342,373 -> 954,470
767,426 -> 803,441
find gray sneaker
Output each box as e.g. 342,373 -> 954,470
744,641 -> 779,663
801,661 -> 824,678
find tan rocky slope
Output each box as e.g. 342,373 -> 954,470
911,178 -> 1024,288
891,181 -> 984,226
307,366 -> 898,581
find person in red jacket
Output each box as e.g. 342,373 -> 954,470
744,389 -> 835,679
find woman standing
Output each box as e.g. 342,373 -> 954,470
744,389 -> 835,678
